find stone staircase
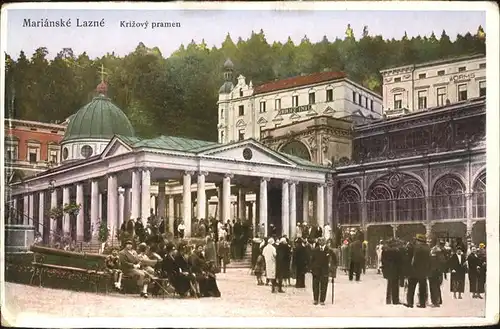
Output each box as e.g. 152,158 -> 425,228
225,243 -> 253,269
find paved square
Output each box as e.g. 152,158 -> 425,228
3,268 -> 485,321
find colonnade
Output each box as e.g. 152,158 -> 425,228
11,168 -> 332,241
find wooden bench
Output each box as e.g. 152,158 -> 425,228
29,245 -> 111,293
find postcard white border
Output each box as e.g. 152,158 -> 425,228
1,1 -> 498,328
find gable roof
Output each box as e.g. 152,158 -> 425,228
117,134 -> 219,153
253,71 -> 346,95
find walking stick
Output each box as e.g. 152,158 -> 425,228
331,276 -> 335,304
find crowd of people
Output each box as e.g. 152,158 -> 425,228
376,235 -> 487,308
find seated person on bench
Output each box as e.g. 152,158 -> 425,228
161,242 -> 196,297
119,240 -> 151,298
105,247 -> 123,290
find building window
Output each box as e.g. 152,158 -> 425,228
479,63 -> 486,69
326,89 -> 333,102
437,87 -> 446,106
81,145 -> 93,159
5,145 -> 17,161
437,70 -> 445,76
259,101 -> 266,113
62,147 -> 69,160
238,105 -> 245,116
458,66 -> 466,72
370,99 -> 374,111
28,148 -> 38,163
393,93 -> 402,109
479,81 -> 486,97
49,150 -> 58,163
365,97 -> 369,108
417,90 -> 427,110
259,126 -> 264,139
292,95 -> 298,107
352,91 -> 356,103
358,94 -> 362,105
308,92 -> 316,105
275,99 -> 281,110
275,123 -> 281,128
394,77 -> 401,82
220,109 -> 224,119
220,131 -> 225,143
458,84 -> 467,101
239,88 -> 243,97
238,129 -> 245,141
418,73 -> 426,79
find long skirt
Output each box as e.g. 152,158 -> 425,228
468,272 -> 479,293
450,272 -> 465,293
197,274 -> 221,297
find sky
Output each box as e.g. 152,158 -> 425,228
3,6 -> 486,60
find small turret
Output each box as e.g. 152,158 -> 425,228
219,58 -> 235,94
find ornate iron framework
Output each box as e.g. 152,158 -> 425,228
432,174 -> 466,220
472,171 -> 486,218
337,187 -> 361,225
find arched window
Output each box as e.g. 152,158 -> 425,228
367,185 -> 392,223
337,187 -> 361,225
280,140 -> 311,161
473,172 -> 486,218
396,181 -> 425,222
432,175 -> 466,220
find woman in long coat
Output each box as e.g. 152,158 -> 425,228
292,238 -> 308,288
467,247 -> 483,299
262,238 -> 277,293
448,247 -> 467,299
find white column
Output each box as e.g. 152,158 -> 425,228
197,172 -> 207,220
141,169 -> 151,225
168,195 -> 175,233
28,194 -> 34,226
90,180 -> 99,239
316,183 -> 325,228
38,192 -> 45,236
326,178 -> 334,227
124,187 -> 131,220
76,183 -> 84,241
259,177 -> 269,236
158,181 -> 166,219
222,174 -> 232,223
107,174 -> 118,240
131,170 -> 140,219
183,171 -> 193,237
290,181 -> 297,238
238,188 -> 245,220
98,193 -> 103,219
150,194 -> 157,216
302,183 -> 309,224
62,186 -> 70,235
217,184 -> 222,221
50,189 -> 57,234
11,197 -> 17,224
282,180 -> 290,237
23,195 -> 29,225
118,187 -> 125,230
252,201 -> 256,222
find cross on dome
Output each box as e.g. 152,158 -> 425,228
96,64 -> 109,95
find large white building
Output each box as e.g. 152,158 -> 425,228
381,54 -> 486,117
217,59 -> 383,144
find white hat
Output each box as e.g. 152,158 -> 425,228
267,238 -> 275,245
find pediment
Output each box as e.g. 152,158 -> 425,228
273,114 -> 284,122
198,139 -> 295,166
101,137 -> 133,159
306,109 -> 318,116
323,106 -> 335,115
236,119 -> 247,127
257,117 -> 268,125
290,113 -> 301,120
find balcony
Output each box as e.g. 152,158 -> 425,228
384,107 -> 410,118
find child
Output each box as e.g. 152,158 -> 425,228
105,248 -> 123,290
254,253 -> 266,285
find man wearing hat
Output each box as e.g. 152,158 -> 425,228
310,237 -> 336,305
404,234 -> 431,308
119,240 -> 151,298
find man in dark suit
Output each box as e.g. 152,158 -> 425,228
310,237 -> 336,305
348,232 -> 364,281
381,239 -> 401,304
405,234 -> 431,308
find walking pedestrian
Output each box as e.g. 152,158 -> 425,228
404,234 -> 430,308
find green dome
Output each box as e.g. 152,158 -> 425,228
62,95 -> 135,142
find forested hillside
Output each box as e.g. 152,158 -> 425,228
4,25 -> 486,141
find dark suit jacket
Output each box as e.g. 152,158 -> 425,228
448,253 -> 467,276
381,246 -> 401,279
310,246 -> 335,277
410,242 -> 431,279
349,240 -> 364,263
118,249 -> 140,273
